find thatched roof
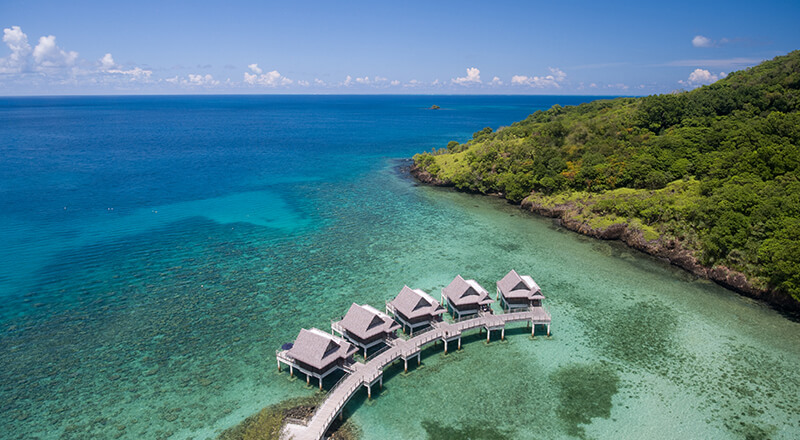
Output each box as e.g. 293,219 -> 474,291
442,275 -> 493,307
287,328 -> 357,370
388,285 -> 446,320
497,269 -> 544,300
335,303 -> 400,340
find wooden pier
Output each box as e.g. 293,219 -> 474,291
278,306 -> 551,440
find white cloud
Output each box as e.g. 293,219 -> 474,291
164,74 -> 218,86
390,80 -> 400,86
679,68 -> 725,87
244,65 -> 293,86
511,67 -> 567,88
690,68 -> 717,82
549,67 -> 566,81
2,26 -> 79,74
297,80 -> 310,86
314,78 -> 326,86
692,35 -> 713,48
186,74 -> 219,86
0,26 -> 31,73
3,26 -> 30,58
32,35 -> 78,69
107,66 -> 152,80
490,76 -> 503,86
692,35 -> 733,48
664,57 -> 761,68
100,53 -> 116,70
342,75 -> 390,86
452,67 -> 481,84
97,53 -> 153,81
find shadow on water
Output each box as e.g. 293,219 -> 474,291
335,324 -> 550,435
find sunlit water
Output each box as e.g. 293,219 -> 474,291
0,96 -> 798,440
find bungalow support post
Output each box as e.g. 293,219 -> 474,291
275,272 -> 553,437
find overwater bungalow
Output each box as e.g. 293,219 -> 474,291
277,273 -> 553,439
441,275 -> 493,319
332,303 -> 400,359
385,285 -> 446,335
496,269 -> 545,311
276,328 -> 357,389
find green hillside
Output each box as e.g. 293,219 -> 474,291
413,51 -> 800,305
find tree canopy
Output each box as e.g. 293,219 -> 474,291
414,50 -> 800,303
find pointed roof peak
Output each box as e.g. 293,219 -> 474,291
497,270 -> 543,300
287,327 -> 356,370
336,303 -> 399,340
389,286 -> 445,320
443,275 -> 492,307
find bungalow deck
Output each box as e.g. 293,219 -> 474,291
278,306 -> 551,440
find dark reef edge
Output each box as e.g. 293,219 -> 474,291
409,163 -> 800,317
217,395 -> 359,440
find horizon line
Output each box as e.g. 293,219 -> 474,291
0,92 -> 641,99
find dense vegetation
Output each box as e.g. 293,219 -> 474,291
414,51 -> 800,304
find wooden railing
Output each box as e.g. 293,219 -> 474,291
281,301 -> 552,439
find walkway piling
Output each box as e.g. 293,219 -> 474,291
279,306 -> 551,440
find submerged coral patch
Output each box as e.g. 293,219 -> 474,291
552,363 -> 620,438
421,419 -> 513,440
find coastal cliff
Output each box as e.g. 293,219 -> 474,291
411,51 -> 800,313
519,195 -> 798,311
413,162 -> 798,312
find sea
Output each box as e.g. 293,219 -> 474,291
0,95 -> 798,440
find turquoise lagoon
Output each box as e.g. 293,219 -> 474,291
0,96 -> 798,439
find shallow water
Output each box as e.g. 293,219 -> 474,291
0,96 -> 798,440
346,178 -> 800,440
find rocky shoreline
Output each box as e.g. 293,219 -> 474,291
410,164 -> 799,315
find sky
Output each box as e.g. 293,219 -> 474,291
1,0 -> 799,95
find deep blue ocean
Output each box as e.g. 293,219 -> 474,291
1,95 -> 799,439
0,96 -> 590,312
0,95 -> 591,305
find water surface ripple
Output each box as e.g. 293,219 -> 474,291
0,96 -> 798,440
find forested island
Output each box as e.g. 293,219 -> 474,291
412,50 -> 800,311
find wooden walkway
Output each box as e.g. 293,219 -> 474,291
281,307 -> 551,440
